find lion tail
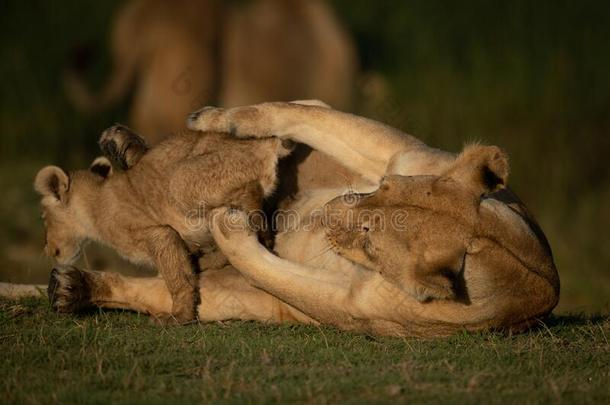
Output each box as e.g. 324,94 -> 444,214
0,283 -> 47,299
63,42 -> 137,114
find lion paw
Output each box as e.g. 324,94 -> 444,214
209,207 -> 260,261
99,124 -> 148,170
411,275 -> 457,302
186,106 -> 230,133
212,207 -> 254,239
187,105 -> 272,139
48,266 -> 93,313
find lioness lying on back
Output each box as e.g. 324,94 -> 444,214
17,101 -> 560,337
34,125 -> 291,324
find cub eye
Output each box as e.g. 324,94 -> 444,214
362,225 -> 370,232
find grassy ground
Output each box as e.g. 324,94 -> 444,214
1,298 -> 608,403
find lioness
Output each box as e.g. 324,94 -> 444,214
31,102 -> 559,337
65,0 -> 356,143
34,124 -> 291,324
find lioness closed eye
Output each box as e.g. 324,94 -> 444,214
35,126 -> 291,324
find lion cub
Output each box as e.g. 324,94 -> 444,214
35,125 -> 291,324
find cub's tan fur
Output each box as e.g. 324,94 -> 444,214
24,101 -> 559,337
65,0 -> 356,143
34,127 -> 289,323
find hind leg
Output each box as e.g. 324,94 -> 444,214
224,180 -> 273,249
47,265 -> 170,315
99,124 -> 149,170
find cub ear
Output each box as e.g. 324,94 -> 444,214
441,144 -> 509,196
34,166 -> 70,201
90,156 -> 113,179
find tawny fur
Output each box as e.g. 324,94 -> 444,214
34,128 -> 289,324
64,0 -> 357,143
23,101 -> 559,337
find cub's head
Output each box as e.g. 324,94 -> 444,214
324,145 -> 511,301
34,157 -> 112,264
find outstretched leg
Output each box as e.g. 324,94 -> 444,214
208,208 -> 402,331
99,124 -> 149,170
47,265 -> 313,324
48,265 -> 172,315
187,101 -> 455,182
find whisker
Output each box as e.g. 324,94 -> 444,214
303,246 -> 333,264
317,245 -> 335,269
82,246 -> 91,271
302,239 -> 334,263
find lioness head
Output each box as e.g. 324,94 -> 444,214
324,144 -> 513,302
34,157 -> 112,264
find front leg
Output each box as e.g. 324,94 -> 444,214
47,265 -> 173,315
145,226 -> 199,324
46,265 -> 315,325
187,101 -> 454,181
209,208 -> 396,330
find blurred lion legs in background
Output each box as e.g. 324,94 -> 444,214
64,0 -> 357,143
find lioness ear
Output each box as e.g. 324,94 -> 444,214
34,166 -> 70,201
441,144 -> 509,196
90,156 -> 113,179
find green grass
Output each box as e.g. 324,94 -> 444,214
1,298 -> 608,403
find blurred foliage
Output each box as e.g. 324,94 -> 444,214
0,0 -> 608,311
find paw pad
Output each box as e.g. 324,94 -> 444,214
48,266 -> 92,313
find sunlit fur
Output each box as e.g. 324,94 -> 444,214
34,128 -> 289,324
22,101 -> 559,337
